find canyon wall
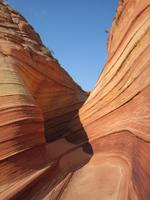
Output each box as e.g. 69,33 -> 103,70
0,1 -> 89,199
65,0 -> 150,199
0,0 -> 88,159
0,0 -> 150,199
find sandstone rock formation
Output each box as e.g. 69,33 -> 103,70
0,0 -> 150,199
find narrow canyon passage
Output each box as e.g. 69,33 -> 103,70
0,0 -> 150,199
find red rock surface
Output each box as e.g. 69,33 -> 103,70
0,0 -> 150,199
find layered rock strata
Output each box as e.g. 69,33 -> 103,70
0,0 -> 150,199
0,0 -> 88,159
0,1 -> 89,199
66,0 -> 150,199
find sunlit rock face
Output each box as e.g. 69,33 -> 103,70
0,0 -> 88,157
0,0 -> 150,200
67,0 -> 150,199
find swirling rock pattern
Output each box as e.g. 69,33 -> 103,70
0,0 -> 150,199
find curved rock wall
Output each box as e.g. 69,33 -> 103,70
66,0 -> 150,199
0,0 -> 88,159
0,0 -> 149,199
0,2 -> 88,198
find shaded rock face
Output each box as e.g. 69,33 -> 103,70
0,0 -> 149,200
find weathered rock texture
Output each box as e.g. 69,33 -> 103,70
0,0 -> 88,158
0,0 -> 150,199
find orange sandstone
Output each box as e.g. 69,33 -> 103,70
0,0 -> 149,199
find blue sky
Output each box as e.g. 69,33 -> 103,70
5,0 -> 118,90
